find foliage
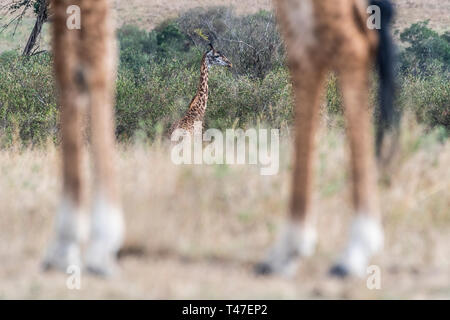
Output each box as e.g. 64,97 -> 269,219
398,21 -> 450,130
177,7 -> 284,79
0,8 -> 448,146
399,21 -> 450,75
0,51 -> 57,146
399,68 -> 449,129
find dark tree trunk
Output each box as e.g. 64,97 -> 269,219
22,0 -> 49,56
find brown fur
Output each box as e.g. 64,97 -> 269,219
274,0 -> 381,223
53,0 -> 118,211
254,0 -> 386,278
169,48 -> 231,136
44,0 -> 121,274
169,54 -> 210,135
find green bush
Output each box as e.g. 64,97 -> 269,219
0,51 -> 57,146
325,74 -> 343,116
117,8 -> 285,79
1,11 -> 449,146
117,22 -> 190,77
399,67 -> 450,129
206,67 -> 293,130
177,7 -> 284,79
115,55 -> 200,140
117,25 -> 155,75
399,21 -> 450,76
115,51 -> 292,139
154,21 -> 190,59
398,21 -> 450,130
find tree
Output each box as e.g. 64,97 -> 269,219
0,0 -> 49,56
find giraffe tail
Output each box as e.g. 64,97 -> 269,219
370,0 -> 400,159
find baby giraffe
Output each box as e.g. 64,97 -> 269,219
169,44 -> 232,136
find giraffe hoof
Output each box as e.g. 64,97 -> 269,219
42,241 -> 82,273
41,260 -> 61,272
329,264 -> 350,278
85,247 -> 120,277
85,249 -> 120,277
254,262 -> 274,276
253,258 -> 299,278
85,263 -> 118,278
42,253 -> 80,273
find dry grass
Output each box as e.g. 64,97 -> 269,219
113,0 -> 450,32
1,117 -> 449,299
114,0 -> 273,30
390,0 -> 450,32
0,0 -> 448,54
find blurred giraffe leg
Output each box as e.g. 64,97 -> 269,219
80,0 -> 124,276
330,58 -> 383,278
256,62 -> 326,276
43,0 -> 88,271
82,0 -> 124,276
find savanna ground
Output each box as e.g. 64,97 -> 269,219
0,0 -> 449,299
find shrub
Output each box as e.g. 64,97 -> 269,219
399,21 -> 450,76
399,67 -> 450,130
115,51 -> 293,139
154,21 -> 190,59
398,21 -> 450,130
325,74 -> 343,116
115,55 -> 201,140
206,67 -> 293,130
0,51 -> 57,146
117,22 -> 190,77
1,12 -> 449,146
177,7 -> 285,79
117,25 -> 155,75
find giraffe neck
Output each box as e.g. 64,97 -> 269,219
190,54 -> 209,116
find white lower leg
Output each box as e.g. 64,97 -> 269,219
259,221 -> 317,276
335,214 -> 383,277
43,196 -> 88,271
85,191 -> 124,276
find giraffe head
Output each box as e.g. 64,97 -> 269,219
205,43 -> 232,68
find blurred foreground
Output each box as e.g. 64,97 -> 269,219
0,116 -> 449,299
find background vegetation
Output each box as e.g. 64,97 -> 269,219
0,8 -> 448,146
